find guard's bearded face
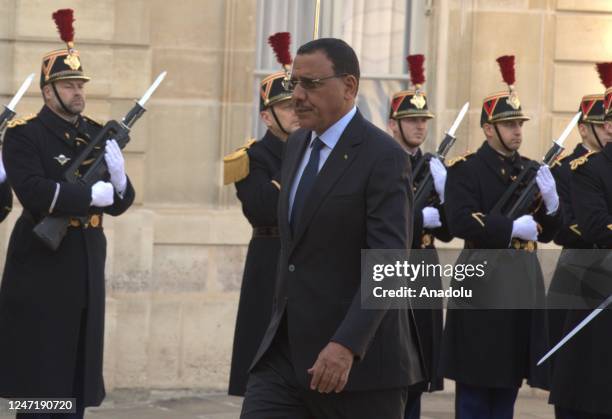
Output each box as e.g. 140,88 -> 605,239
53,79 -> 86,114
291,50 -> 350,134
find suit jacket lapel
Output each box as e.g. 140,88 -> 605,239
291,111 -> 365,249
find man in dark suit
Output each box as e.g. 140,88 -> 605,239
240,38 -> 424,419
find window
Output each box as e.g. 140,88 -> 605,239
253,0 -> 429,136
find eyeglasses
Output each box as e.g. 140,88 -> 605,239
282,73 -> 349,91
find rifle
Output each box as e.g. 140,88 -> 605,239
491,112 -> 581,219
33,71 -> 167,250
0,74 -> 35,135
413,102 -> 469,210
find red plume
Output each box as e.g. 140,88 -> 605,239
496,55 -> 516,86
596,62 -> 612,88
407,54 -> 425,86
52,9 -> 75,45
268,32 -> 292,67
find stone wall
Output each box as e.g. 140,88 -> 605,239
0,0 -> 255,391
432,0 -> 612,162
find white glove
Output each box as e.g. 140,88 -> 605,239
511,214 -> 538,241
104,139 -> 127,194
536,165 -> 559,214
91,181 -> 114,207
429,158 -> 447,203
0,154 -> 6,184
422,206 -> 442,229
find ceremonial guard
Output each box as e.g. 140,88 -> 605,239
440,55 -> 560,418
387,54 -> 451,419
546,91 -> 605,362
549,62 -> 612,419
226,32 -> 298,397
0,10 -> 135,417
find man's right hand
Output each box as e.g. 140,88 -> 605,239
511,214 -> 538,241
91,181 -> 114,207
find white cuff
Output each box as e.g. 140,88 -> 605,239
49,183 -> 60,214
115,176 -> 127,199
545,196 -> 559,215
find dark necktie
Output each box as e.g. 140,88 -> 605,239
290,137 -> 324,233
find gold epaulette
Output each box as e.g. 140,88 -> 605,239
570,150 -> 597,171
5,114 -> 36,129
223,139 -> 256,185
83,114 -> 103,127
550,150 -> 571,168
447,151 -> 474,167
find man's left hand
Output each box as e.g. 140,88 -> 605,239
307,342 -> 354,394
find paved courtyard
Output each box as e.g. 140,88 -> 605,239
1,390 -> 555,418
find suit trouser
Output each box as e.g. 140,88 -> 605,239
455,382 -> 518,419
241,320 -> 414,419
555,407 -> 612,419
404,393 -> 421,419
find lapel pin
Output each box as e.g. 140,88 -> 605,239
344,154 -> 348,160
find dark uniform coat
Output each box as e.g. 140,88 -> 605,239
0,105 -> 135,407
549,143 -> 612,415
228,131 -> 284,396
441,141 -> 559,389
408,149 -> 453,393
0,181 -> 12,223
547,143 -> 593,353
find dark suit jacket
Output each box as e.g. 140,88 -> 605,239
251,109 -> 424,391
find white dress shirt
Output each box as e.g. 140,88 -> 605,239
288,106 -> 357,220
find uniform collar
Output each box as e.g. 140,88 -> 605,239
603,142 -> 612,163
479,140 -> 524,181
574,142 -> 590,157
261,130 -> 285,159
408,148 -> 422,164
37,105 -> 86,147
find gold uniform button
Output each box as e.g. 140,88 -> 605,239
90,214 -> 100,228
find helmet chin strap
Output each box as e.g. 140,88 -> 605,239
590,124 -> 604,150
50,82 -> 78,117
269,106 -> 289,136
494,124 -> 514,154
398,120 -> 414,150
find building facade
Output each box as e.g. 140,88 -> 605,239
0,0 -> 610,392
